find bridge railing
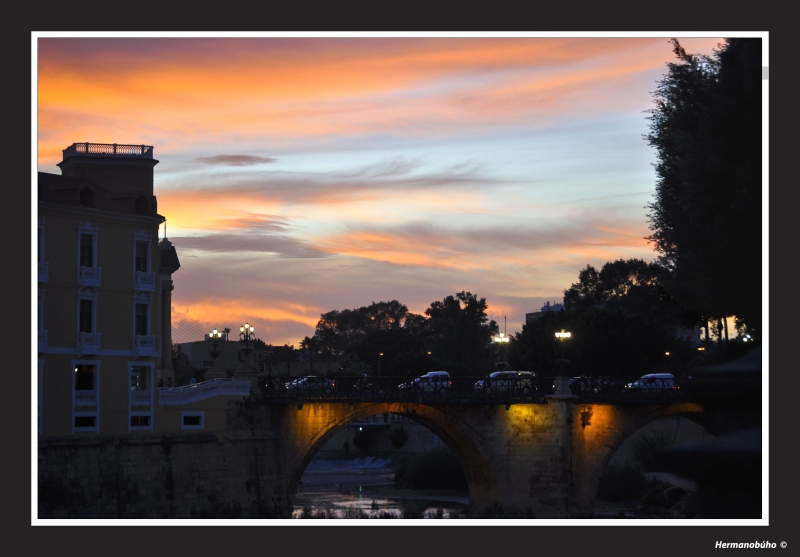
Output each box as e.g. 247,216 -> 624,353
158,378 -> 251,405
256,375 -> 687,404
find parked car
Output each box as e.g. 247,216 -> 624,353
624,373 -> 676,393
353,376 -> 384,394
283,376 -> 336,395
407,371 -> 452,393
474,371 -> 535,393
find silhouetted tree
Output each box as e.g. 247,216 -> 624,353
645,38 -> 762,334
424,291 -> 498,376
301,335 -> 324,374
510,260 -> 700,379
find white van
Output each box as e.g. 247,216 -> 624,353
411,371 -> 452,393
624,373 -> 676,393
474,371 -> 535,393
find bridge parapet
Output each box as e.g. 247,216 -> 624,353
256,375 -> 687,405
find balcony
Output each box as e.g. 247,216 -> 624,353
130,390 -> 152,405
38,330 -> 47,352
78,266 -> 101,288
74,390 -> 97,406
78,332 -> 101,354
38,261 -> 48,283
134,271 -> 155,292
135,335 -> 158,357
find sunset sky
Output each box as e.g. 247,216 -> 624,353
36,35 -> 724,346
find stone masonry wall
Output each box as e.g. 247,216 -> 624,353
38,433 -> 281,519
38,398 -> 699,519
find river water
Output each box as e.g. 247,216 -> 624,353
292,456 -> 470,519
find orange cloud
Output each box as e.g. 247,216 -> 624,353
37,37 -> 724,165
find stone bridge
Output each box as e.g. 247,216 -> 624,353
226,394 -> 704,518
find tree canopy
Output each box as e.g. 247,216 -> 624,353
645,38 -> 762,333
308,292 -> 498,377
510,259 -> 700,379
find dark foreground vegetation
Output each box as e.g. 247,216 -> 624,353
596,430 -> 699,518
391,447 -> 468,490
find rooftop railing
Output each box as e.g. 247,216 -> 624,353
63,142 -> 154,159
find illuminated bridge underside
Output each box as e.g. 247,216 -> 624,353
227,398 -> 703,518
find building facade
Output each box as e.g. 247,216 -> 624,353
37,142 -> 187,436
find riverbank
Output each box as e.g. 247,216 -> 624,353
293,457 -> 469,518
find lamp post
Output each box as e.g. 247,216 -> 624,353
378,352 -> 384,377
554,329 -> 572,395
209,328 -> 223,359
492,316 -> 510,370
240,322 -> 255,355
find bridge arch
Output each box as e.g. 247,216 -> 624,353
572,402 -> 705,513
284,402 -> 500,510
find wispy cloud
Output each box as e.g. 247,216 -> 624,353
171,234 -> 329,258
36,36 -> 724,346
193,154 -> 277,166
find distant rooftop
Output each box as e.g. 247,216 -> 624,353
63,142 -> 154,160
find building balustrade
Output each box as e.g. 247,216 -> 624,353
38,261 -> 49,283
135,335 -> 158,357
38,330 -> 47,351
74,390 -> 97,406
63,142 -> 153,158
130,390 -> 152,405
78,332 -> 101,354
133,271 -> 155,291
78,266 -> 101,287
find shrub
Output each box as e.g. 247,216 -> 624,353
596,464 -> 649,502
391,447 -> 468,490
399,498 -> 426,519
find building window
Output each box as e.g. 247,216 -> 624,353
130,415 -> 150,427
38,223 -> 45,263
74,415 -> 96,428
130,366 -> 148,391
79,299 -> 93,333
135,303 -> 148,336
75,364 -> 95,391
135,241 -> 149,272
80,233 -> 94,267
129,364 -> 153,432
181,412 -> 204,430
73,360 -> 99,433
38,360 -> 44,435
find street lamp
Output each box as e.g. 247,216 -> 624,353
378,352 -> 384,377
240,322 -> 255,354
209,328 -> 223,359
492,316 -> 511,370
554,329 -> 572,387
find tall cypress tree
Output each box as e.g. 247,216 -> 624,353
645,38 -> 762,334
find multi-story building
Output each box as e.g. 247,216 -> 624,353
37,142 -> 185,435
